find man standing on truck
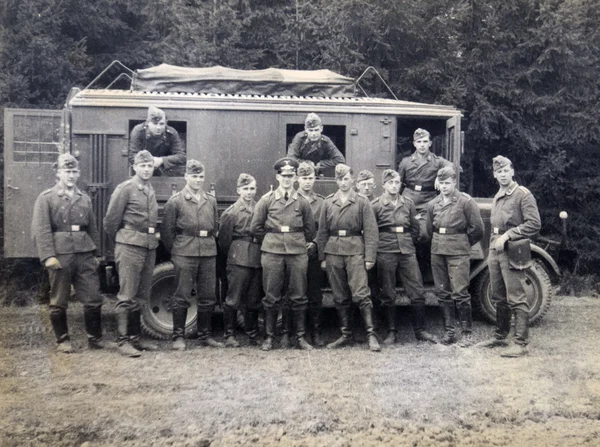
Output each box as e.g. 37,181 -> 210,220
288,113 -> 345,176
317,164 -> 381,352
425,166 -> 484,347
251,157 -> 316,351
162,160 -> 223,351
476,156 -> 541,358
103,150 -> 160,357
372,169 -> 439,345
128,106 -> 186,177
218,173 -> 263,348
31,154 -> 106,354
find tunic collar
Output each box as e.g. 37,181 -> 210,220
496,181 -> 519,199
379,191 -> 405,207
183,185 -> 208,203
234,197 -> 255,212
274,187 -> 298,202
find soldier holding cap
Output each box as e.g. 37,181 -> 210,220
104,150 -> 160,357
372,169 -> 439,345
476,156 -> 541,357
128,105 -> 186,176
251,157 -> 316,351
31,154 -> 105,353
162,159 -> 222,351
288,113 -> 345,175
218,173 -> 263,347
425,166 -> 484,346
356,170 -> 377,201
317,164 -> 381,352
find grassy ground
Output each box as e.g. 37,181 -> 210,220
1,296 -> 599,446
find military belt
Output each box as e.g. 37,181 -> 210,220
266,226 -> 304,233
232,236 -> 259,243
434,227 -> 466,235
123,224 -> 157,234
53,225 -> 88,232
332,230 -> 362,237
379,225 -> 408,234
176,229 -> 214,238
404,183 -> 435,192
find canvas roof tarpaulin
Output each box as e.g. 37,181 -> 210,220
131,64 -> 356,97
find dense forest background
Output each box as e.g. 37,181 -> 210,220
0,0 -> 598,276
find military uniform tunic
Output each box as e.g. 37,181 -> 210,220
104,176 -> 159,311
218,198 -> 262,311
425,190 -> 484,305
31,185 -> 102,309
298,190 -> 325,308
288,132 -> 345,172
162,186 -> 219,311
316,190 -> 378,308
397,151 -> 453,210
128,124 -> 186,176
488,182 -> 541,313
371,192 -> 425,306
251,188 -> 316,310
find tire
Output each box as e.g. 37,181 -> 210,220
140,262 -> 198,340
472,259 -> 553,325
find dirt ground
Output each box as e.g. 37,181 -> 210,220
1,295 -> 599,447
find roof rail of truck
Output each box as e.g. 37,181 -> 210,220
354,66 -> 399,100
84,60 -> 134,90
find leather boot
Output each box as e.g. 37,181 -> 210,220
382,306 -> 397,345
412,304 -> 439,344
279,307 -> 294,349
129,310 -> 159,351
50,306 -> 72,353
197,311 -> 224,348
475,304 -> 511,348
439,301 -> 458,345
457,304 -> 474,348
261,308 -> 278,351
501,309 -> 529,357
224,306 -> 240,348
360,306 -> 381,352
244,309 -> 261,345
327,307 -> 353,349
172,307 -> 187,351
116,310 -> 140,357
308,307 -> 324,347
294,309 -> 314,350
84,306 -> 109,349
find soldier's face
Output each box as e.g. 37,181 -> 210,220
133,161 -> 155,180
305,125 -> 323,142
494,166 -> 514,187
276,172 -> 296,189
437,178 -> 456,196
336,173 -> 354,192
383,178 -> 401,195
186,172 -> 205,192
148,118 -> 166,137
297,174 -> 315,192
357,179 -> 376,197
413,137 -> 432,155
56,168 -> 80,189
237,181 -> 257,202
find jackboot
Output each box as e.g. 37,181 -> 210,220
439,301 -> 458,345
129,309 -> 159,351
116,311 -> 140,357
412,304 -> 439,344
327,307 -> 353,349
197,311 -> 224,348
294,309 -> 314,350
244,309 -> 261,346
50,307 -> 73,353
261,308 -> 278,351
84,306 -> 111,350
360,306 -> 381,352
224,306 -> 240,348
308,307 -> 324,347
457,304 -> 474,348
382,306 -> 397,345
279,307 -> 294,349
501,309 -> 529,358
172,307 -> 187,351
475,304 -> 511,348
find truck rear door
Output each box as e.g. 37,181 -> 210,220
3,108 -> 65,258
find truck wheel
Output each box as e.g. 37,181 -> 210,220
472,259 -> 553,325
140,262 -> 198,340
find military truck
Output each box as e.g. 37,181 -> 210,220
3,62 -> 562,339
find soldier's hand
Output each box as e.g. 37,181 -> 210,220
306,242 -> 317,257
365,261 -> 375,271
434,177 -> 440,191
44,257 -> 62,270
321,260 -> 327,271
153,156 -> 164,168
494,234 -> 509,252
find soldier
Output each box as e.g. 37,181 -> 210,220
288,113 -> 345,175
162,160 -> 222,351
372,169 -> 439,345
425,166 -> 484,346
218,173 -> 263,347
128,106 -> 186,176
31,154 -> 105,353
476,156 -> 541,357
251,157 -> 316,351
356,170 -> 377,201
104,150 -> 160,357
317,164 -> 381,352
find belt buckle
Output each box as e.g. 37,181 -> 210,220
71,225 -> 80,231
148,227 -> 155,234
338,230 -> 347,237
280,226 -> 290,233
415,185 -> 422,191
199,230 -> 208,237
493,228 -> 500,234
439,228 -> 447,234
394,227 -> 403,233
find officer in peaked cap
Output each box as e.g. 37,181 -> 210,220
162,159 -> 222,350
356,169 -> 377,201
104,149 -> 159,357
31,153 -> 106,353
251,156 -> 316,351
476,156 -> 541,357
287,113 -> 345,176
128,105 -> 186,176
